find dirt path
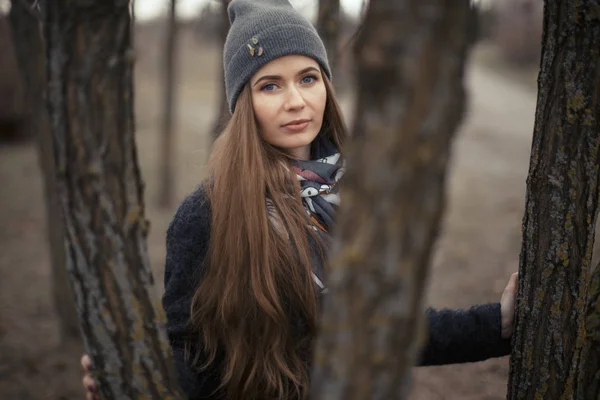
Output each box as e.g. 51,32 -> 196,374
0,49 -> 538,398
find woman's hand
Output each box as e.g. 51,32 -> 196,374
81,354 -> 100,400
500,272 -> 519,339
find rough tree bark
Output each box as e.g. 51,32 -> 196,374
311,1 -> 474,399
211,0 -> 230,140
316,0 -> 340,77
8,0 -> 80,344
507,1 -> 600,399
158,0 -> 178,208
44,2 -> 184,398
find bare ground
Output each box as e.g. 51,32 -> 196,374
0,29 -> 537,399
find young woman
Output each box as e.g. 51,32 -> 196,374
82,0 -> 518,399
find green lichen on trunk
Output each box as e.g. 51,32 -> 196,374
44,2 -> 184,399
310,1 -> 474,399
507,1 -> 600,399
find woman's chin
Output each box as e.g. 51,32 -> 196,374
278,133 -> 318,148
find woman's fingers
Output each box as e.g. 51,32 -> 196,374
81,354 -> 100,399
500,272 -> 519,339
83,374 -> 97,392
81,354 -> 92,373
506,272 -> 518,292
83,374 -> 100,400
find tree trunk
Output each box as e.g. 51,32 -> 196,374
158,0 -> 178,208
316,0 -> 340,77
310,1 -> 474,399
211,0 -> 230,140
8,0 -> 80,345
44,2 -> 184,398
507,1 -> 600,399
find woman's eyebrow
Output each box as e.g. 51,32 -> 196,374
252,66 -> 320,87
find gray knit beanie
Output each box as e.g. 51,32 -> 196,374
224,0 -> 331,113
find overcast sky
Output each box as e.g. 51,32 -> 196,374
135,0 -> 365,21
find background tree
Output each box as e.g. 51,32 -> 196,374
158,0 -> 179,208
491,0 -> 543,67
316,0 -> 340,77
8,0 -> 79,344
211,0 -> 230,140
44,1 -> 184,398
507,1 -> 600,398
311,0 -> 475,398
0,13 -> 25,141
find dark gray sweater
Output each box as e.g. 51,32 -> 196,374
162,187 -> 511,399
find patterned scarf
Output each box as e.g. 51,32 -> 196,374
291,135 -> 345,233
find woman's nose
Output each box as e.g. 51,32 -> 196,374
284,86 -> 306,110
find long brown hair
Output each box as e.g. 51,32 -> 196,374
189,71 -> 346,399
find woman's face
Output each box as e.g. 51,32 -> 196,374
250,55 -> 327,160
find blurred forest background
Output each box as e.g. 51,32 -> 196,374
0,0 -> 548,398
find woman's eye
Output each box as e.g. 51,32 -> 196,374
261,83 -> 277,91
301,75 -> 317,84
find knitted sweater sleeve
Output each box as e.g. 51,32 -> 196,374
162,187 -> 223,399
418,302 -> 512,366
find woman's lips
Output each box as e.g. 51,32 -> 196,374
282,120 -> 310,132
